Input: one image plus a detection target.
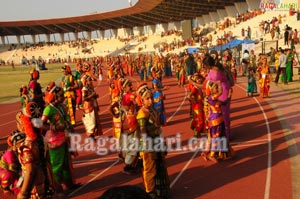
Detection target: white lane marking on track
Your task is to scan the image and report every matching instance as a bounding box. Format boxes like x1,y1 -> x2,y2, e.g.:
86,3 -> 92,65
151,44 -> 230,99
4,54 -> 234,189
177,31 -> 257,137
231,138 -> 269,147
97,92 -> 110,101
0,110 -> 17,117
73,159 -> 117,166
84,76 -> 185,141
0,88 -> 109,126
231,138 -> 268,145
0,107 -> 109,129
166,85 -> 187,123
168,86 -> 195,188
235,84 -> 272,199
232,142 -> 267,148
68,160 -> 120,197
255,97 -> 272,199
73,156 -> 117,164
170,148 -> 200,188
0,120 -> 15,127
169,83 -> 272,194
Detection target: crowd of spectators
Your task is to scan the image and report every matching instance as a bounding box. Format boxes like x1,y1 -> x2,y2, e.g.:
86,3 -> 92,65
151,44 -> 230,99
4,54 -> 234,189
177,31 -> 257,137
1,7 -> 300,69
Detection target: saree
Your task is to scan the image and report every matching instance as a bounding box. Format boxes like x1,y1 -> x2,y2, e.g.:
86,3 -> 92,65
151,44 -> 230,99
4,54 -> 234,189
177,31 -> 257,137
258,66 -> 270,98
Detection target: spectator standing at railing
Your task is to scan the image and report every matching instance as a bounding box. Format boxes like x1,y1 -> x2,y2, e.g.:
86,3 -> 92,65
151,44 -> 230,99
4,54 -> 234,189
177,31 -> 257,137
284,25 -> 290,46
274,49 -> 288,85
242,50 -> 250,76
270,26 -> 276,40
232,48 -> 240,69
293,29 -> 298,44
285,48 -> 294,82
249,50 -> 257,73
247,26 -> 251,39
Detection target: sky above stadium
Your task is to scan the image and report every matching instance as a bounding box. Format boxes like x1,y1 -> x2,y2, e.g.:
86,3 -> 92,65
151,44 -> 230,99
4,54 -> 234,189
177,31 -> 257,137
0,0 -> 138,21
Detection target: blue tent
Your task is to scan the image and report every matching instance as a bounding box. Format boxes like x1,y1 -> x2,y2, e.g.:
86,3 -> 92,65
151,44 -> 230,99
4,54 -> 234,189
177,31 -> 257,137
187,47 -> 199,53
209,39 -> 258,51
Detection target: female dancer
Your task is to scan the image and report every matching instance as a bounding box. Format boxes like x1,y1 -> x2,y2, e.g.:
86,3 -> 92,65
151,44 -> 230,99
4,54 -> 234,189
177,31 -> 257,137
152,70 -> 168,126
0,130 -> 25,195
136,83 -> 170,199
28,68 -> 45,111
61,63 -> 78,125
257,56 -> 271,98
188,73 -> 205,138
42,85 -> 79,191
110,78 -> 140,175
201,81 -> 235,162
17,102 -> 57,198
81,75 -> 102,138
20,85 -> 30,109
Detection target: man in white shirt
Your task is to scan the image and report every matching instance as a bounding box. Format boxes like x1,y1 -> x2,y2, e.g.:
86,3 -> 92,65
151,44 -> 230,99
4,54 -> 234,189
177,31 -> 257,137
242,50 -> 250,76
274,49 -> 288,85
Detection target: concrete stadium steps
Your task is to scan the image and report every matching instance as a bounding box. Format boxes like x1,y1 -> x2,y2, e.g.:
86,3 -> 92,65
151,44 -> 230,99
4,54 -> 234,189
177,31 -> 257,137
0,45 -> 11,53
92,38 -> 125,56
1,10 -> 299,63
0,38 -> 126,63
211,11 -> 282,44
129,34 -> 182,54
0,49 -> 16,63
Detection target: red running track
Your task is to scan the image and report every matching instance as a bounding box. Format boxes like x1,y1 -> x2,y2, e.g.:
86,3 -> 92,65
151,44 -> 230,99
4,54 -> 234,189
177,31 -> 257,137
0,73 -> 299,199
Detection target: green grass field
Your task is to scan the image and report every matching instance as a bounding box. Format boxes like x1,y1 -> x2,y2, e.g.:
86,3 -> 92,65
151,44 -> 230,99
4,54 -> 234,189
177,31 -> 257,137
0,63 -> 75,103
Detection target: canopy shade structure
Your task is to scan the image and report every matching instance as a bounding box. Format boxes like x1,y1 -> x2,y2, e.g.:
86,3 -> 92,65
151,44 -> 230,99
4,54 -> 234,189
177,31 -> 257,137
208,39 -> 259,51
187,47 -> 200,54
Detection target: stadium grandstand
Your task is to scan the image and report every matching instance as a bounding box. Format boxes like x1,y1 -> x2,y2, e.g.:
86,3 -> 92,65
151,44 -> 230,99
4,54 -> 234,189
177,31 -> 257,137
0,0 -> 299,65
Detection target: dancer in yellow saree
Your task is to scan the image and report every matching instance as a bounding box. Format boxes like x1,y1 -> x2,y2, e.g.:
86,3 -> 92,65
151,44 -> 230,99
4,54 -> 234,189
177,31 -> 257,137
136,83 -> 170,199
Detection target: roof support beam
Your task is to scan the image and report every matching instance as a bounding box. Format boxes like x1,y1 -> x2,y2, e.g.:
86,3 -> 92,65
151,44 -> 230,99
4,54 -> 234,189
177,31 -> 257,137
40,25 -> 56,34
53,24 -> 70,33
0,0 -> 247,37
0,27 -> 16,36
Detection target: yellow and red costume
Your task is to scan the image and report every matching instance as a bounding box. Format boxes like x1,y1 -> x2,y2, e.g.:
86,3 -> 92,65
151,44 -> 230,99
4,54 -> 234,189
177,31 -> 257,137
258,63 -> 271,98
136,84 -> 170,199
188,75 -> 205,137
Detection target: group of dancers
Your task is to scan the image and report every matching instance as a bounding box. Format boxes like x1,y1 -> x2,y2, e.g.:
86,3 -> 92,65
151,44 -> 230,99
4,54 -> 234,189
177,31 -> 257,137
0,60 -> 103,198
107,51 -> 236,198
107,57 -> 170,199
186,52 -> 235,162
0,50 -> 238,199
